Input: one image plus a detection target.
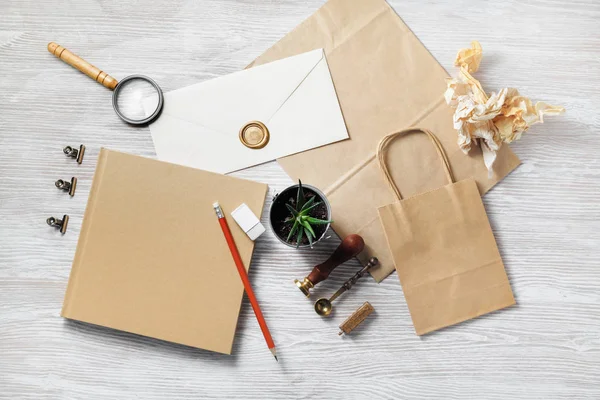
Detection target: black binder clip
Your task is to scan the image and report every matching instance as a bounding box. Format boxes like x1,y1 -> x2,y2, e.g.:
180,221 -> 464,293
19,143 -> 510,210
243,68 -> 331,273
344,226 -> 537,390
63,145 -> 85,164
55,177 -> 77,196
47,215 -> 69,234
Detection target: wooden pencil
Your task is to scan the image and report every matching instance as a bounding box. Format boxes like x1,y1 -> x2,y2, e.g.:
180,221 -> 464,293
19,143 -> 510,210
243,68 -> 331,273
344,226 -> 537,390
213,202 -> 277,361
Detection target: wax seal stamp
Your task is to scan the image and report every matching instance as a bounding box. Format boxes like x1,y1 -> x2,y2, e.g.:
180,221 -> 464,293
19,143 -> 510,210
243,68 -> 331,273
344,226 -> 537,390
239,121 -> 269,149
314,257 -> 378,316
295,234 -> 365,297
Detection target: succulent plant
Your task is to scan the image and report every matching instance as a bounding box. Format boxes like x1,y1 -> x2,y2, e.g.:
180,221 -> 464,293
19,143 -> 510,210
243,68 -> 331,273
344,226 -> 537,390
285,180 -> 332,247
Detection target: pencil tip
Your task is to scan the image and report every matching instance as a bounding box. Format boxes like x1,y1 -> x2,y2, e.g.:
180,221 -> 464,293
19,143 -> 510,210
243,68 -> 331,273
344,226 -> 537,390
270,347 -> 278,361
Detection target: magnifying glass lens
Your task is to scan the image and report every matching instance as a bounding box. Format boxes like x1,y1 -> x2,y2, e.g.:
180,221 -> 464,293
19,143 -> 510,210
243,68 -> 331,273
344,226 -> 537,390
113,76 -> 162,124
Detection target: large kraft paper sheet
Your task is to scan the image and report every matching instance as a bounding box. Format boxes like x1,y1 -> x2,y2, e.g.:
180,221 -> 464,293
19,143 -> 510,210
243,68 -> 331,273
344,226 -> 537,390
248,0 -> 520,282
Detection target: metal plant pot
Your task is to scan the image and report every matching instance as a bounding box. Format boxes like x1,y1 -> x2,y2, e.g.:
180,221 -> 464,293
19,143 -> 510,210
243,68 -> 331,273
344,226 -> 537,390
269,183 -> 332,248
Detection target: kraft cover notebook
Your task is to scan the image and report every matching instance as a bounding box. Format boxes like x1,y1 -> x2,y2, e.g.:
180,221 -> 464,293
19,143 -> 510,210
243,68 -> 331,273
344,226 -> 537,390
61,149 -> 268,355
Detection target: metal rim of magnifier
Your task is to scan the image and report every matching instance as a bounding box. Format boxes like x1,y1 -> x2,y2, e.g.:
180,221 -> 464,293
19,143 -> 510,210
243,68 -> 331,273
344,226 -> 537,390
112,74 -> 164,126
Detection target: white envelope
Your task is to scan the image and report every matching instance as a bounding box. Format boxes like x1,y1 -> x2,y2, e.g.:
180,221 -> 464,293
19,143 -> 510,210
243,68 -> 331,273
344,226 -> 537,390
143,49 -> 349,174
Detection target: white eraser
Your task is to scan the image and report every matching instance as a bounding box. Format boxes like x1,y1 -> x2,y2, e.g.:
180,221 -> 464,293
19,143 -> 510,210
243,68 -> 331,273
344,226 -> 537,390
231,203 -> 265,241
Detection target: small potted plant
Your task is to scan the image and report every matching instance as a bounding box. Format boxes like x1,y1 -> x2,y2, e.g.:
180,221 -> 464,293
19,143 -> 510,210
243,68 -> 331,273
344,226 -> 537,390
270,180 -> 332,248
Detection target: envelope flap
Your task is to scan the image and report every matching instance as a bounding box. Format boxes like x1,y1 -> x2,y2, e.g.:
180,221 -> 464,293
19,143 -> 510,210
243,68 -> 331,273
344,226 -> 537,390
155,49 -> 326,135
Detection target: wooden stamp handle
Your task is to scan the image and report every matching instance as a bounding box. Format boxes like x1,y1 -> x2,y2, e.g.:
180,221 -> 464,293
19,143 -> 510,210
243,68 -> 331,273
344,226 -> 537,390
48,42 -> 118,90
307,234 -> 365,286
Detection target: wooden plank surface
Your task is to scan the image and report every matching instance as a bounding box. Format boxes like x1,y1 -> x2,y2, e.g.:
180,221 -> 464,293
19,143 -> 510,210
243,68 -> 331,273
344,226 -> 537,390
1,0 -> 599,398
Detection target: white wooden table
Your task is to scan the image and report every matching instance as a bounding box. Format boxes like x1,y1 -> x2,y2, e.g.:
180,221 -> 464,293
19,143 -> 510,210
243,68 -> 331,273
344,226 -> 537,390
1,1 -> 599,398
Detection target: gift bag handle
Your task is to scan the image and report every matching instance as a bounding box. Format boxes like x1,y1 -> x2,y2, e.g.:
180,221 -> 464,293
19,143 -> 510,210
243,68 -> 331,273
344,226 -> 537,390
377,128 -> 454,200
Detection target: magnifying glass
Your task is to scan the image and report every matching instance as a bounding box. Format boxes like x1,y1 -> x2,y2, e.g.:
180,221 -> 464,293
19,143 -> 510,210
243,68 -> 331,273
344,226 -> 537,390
48,42 -> 163,126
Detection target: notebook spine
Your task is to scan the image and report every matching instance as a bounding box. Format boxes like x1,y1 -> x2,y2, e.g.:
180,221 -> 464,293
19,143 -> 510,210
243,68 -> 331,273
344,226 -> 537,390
61,148 -> 108,317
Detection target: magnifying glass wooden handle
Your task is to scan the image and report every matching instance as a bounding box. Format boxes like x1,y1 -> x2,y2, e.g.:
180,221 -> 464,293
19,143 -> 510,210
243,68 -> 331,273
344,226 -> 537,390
48,42 -> 118,90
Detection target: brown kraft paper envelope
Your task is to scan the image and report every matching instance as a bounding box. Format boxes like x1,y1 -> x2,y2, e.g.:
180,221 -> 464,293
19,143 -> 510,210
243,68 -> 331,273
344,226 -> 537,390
247,0 -> 520,282
61,149 -> 268,354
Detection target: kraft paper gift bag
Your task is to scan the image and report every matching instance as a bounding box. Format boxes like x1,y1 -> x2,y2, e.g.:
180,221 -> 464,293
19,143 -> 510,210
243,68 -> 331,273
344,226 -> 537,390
248,0 -> 521,282
377,129 -> 515,335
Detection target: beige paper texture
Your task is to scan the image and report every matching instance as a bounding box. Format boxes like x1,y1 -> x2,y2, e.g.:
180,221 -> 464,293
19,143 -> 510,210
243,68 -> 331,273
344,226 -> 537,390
248,0 -> 521,282
62,149 -> 268,354
377,129 -> 515,335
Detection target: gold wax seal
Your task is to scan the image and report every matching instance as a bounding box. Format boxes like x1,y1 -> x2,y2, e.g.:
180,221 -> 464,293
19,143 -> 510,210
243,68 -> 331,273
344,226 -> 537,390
239,121 -> 269,149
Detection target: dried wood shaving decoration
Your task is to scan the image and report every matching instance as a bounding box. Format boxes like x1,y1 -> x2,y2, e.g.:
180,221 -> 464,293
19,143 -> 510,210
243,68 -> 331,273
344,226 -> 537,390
444,41 -> 565,174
